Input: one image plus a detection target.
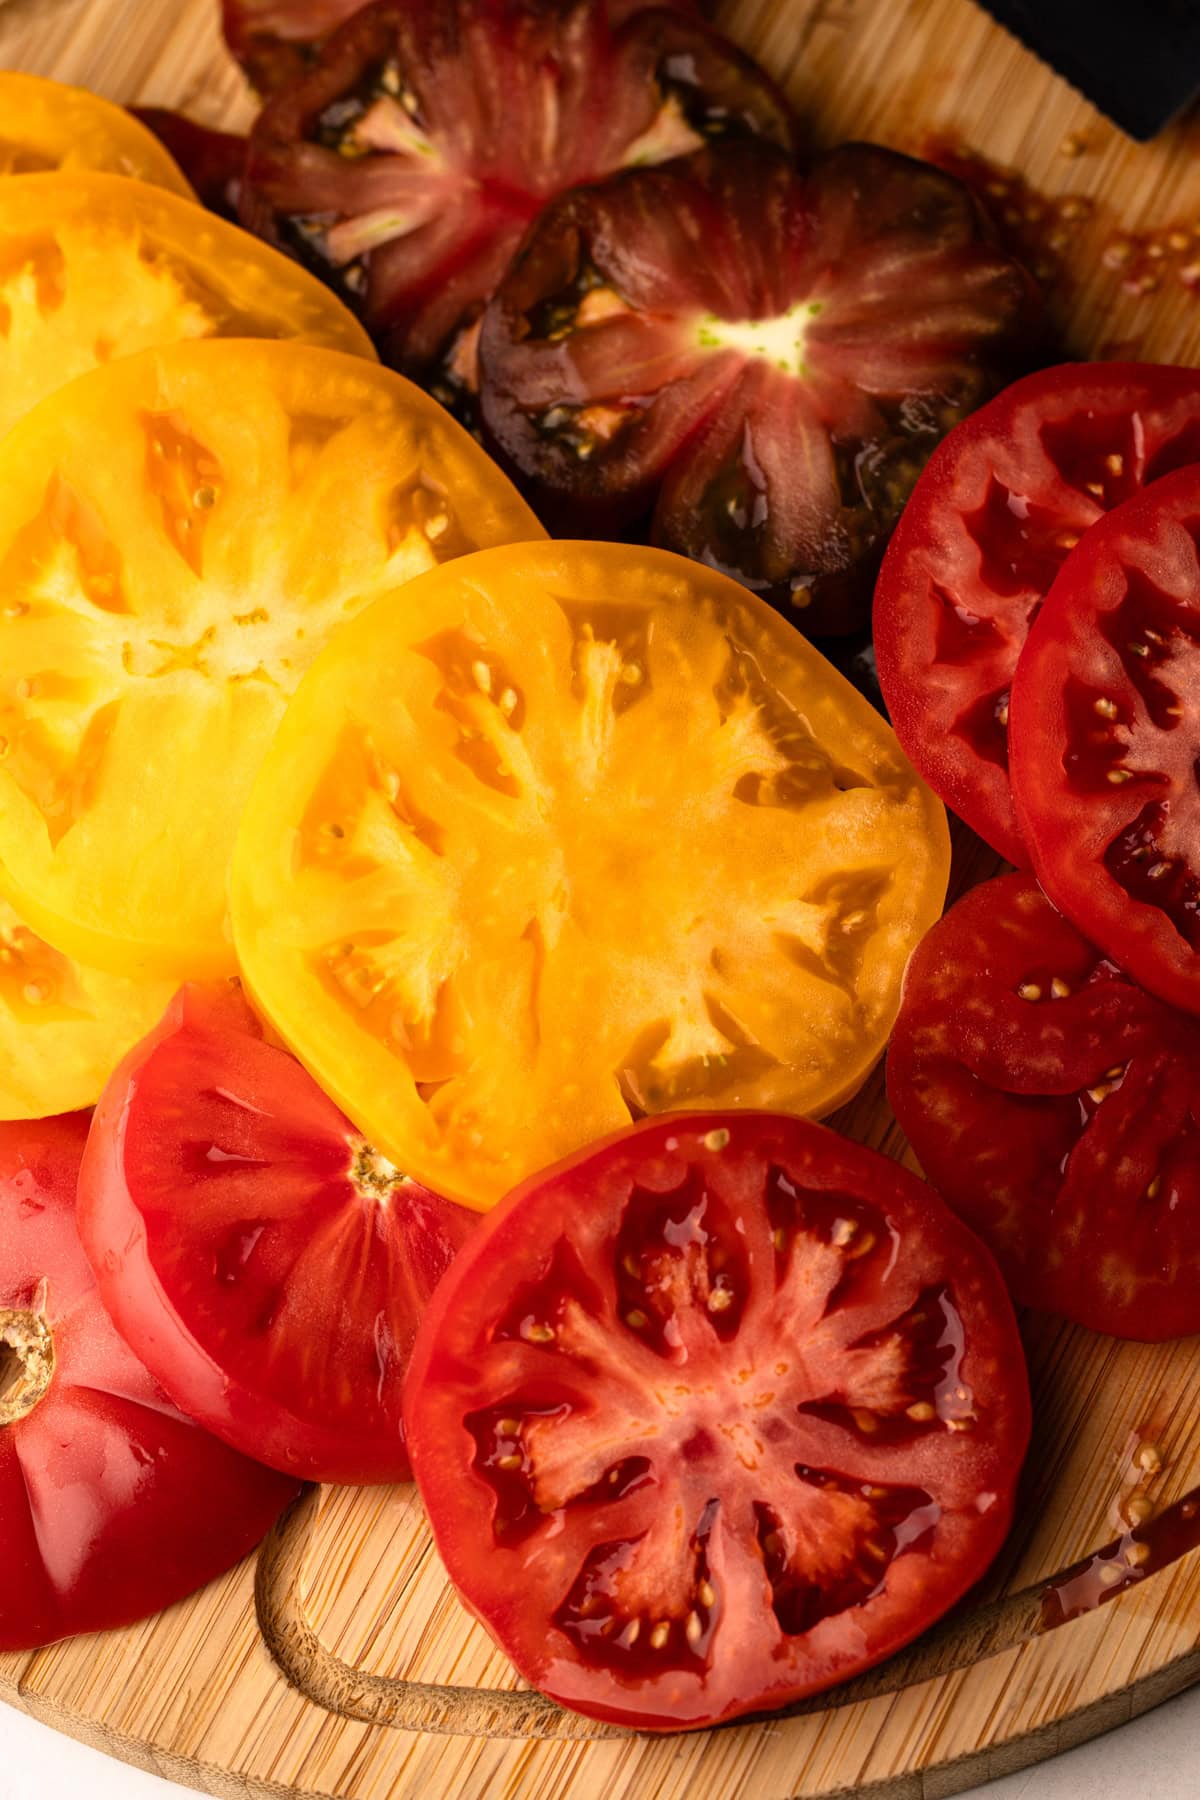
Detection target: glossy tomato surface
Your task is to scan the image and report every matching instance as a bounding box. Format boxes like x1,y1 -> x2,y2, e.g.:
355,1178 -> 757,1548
480,140 -> 1041,633
0,1112 -> 297,1651
0,339 -> 542,981
231,540 -> 949,1211
78,984 -> 475,1483
404,1112 -> 1030,1729
1010,465 -> 1200,1015
875,363 -> 1200,866
240,0 -> 795,404
888,873 -> 1200,1338
0,172 -> 372,443
0,71 -> 193,191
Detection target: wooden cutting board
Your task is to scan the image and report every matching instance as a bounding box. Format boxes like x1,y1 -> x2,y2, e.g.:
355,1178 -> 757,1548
4,1 -> 1200,1794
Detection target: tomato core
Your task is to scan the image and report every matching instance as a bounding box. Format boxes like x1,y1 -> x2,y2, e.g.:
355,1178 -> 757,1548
347,1137 -> 409,1198
695,300 -> 823,377
0,1301 -> 55,1428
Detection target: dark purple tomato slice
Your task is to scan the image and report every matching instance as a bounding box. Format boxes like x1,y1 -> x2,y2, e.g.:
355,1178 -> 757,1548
479,140 -> 1042,635
77,983 -> 476,1485
223,0 -> 704,94
238,0 -> 796,410
888,872 -> 1200,1339
134,110 -> 248,220
2,1111 -> 298,1651
404,1111 -> 1030,1730
875,363 -> 1200,867
1010,465 -> 1200,1016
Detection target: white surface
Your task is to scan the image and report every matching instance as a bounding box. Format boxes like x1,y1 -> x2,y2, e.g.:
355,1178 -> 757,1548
3,1680 -> 1200,1799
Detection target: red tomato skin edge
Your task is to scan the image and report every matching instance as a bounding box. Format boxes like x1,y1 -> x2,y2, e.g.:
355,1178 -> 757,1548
403,1111 -> 1032,1731
76,986 -> 410,1486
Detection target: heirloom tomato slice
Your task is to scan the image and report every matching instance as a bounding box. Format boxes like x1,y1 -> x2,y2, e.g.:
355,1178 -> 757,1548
404,1112 -> 1030,1729
231,540 -> 949,1211
0,339 -> 542,981
0,172 -> 373,442
0,896 -> 173,1119
78,983 -> 475,1483
0,1111 -> 298,1651
875,363 -> 1200,867
888,873 -> 1200,1339
1010,466 -> 1200,1014
0,72 -> 193,193
479,140 -> 1041,634
223,0 -> 704,92
134,111 -> 249,220
239,0 -> 795,403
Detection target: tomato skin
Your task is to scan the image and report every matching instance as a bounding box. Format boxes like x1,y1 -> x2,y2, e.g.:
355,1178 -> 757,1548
1010,464 -> 1200,1015
888,873 -> 1200,1339
875,363 -> 1200,867
0,1111 -> 298,1652
77,984 -> 476,1484
404,1111 -> 1029,1729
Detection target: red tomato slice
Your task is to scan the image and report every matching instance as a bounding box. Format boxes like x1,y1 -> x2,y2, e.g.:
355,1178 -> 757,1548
888,873 -> 1200,1339
404,1112 -> 1029,1729
78,984 -> 475,1484
1,1111 -> 298,1651
875,364 -> 1200,866
1010,464 -> 1200,1014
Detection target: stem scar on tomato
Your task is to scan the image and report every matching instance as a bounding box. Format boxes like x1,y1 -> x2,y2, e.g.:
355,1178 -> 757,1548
0,1290 -> 54,1427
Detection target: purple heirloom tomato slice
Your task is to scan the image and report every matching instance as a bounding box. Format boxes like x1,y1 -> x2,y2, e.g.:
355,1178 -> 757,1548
77,983 -> 476,1484
1010,465 -> 1200,1015
239,0 -> 796,408
875,363 -> 1200,867
1,1111 -> 298,1651
135,110 -> 249,220
479,140 -> 1042,634
404,1111 -> 1030,1730
888,872 -> 1200,1339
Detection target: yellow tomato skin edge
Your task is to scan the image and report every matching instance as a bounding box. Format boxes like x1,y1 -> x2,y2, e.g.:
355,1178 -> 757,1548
231,541 -> 951,1211
0,72 -> 196,195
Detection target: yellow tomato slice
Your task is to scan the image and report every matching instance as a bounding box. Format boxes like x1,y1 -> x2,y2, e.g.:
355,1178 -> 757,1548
0,895 -> 174,1117
0,340 -> 544,980
0,173 -> 374,439
231,541 -> 950,1210
0,73 -> 194,191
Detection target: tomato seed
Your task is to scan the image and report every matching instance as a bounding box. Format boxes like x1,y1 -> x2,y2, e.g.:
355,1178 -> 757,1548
1050,977 -> 1071,998
625,1309 -> 649,1331
685,1610 -> 703,1645
907,1401 -> 936,1422
649,1621 -> 671,1650
703,1128 -> 731,1151
697,1579 -> 716,1607
1018,982 -> 1042,1001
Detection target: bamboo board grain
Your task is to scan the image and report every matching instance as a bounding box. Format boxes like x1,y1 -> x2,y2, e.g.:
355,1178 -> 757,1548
3,1 -> 1200,1795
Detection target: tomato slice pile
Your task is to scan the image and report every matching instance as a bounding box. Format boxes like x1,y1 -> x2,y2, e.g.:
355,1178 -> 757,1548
1010,465 -> 1200,1013
404,1112 -> 1029,1729
876,364 -> 1200,866
1,1112 -> 298,1651
231,539 -> 949,1209
888,873 -> 1200,1338
0,338 -> 541,979
480,141 -> 1041,634
0,172 -> 372,441
78,983 -> 475,1483
239,0 -> 795,403
0,72 -> 194,191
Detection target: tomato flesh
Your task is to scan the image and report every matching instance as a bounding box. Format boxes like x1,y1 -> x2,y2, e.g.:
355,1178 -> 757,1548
888,872 -> 1200,1338
0,172 -> 373,444
0,338 -> 541,979
875,363 -> 1200,865
0,71 -> 194,192
239,0 -> 795,406
480,140 -> 1040,634
1010,464 -> 1200,1014
134,111 -> 248,220
78,983 -> 475,1483
231,539 -> 949,1210
0,1111 -> 297,1651
404,1112 -> 1029,1729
